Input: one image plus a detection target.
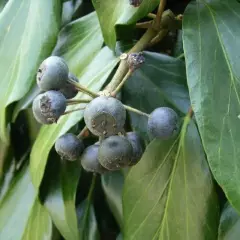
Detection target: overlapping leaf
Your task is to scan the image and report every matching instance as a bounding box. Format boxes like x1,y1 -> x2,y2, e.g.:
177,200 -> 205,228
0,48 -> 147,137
123,118 -> 219,240
0,0 -> 61,143
101,171 -> 124,229
92,0 -> 159,49
0,166 -> 52,240
44,159 -> 80,240
77,201 -> 100,240
218,203 -> 240,240
0,0 -> 8,12
123,51 -> 190,140
183,0 -> 240,210
30,12 -> 119,189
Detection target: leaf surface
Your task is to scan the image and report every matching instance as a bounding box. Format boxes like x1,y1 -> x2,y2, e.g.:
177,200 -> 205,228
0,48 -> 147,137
123,118 -> 219,240
218,203 -> 240,240
92,0 -> 159,49
183,0 -> 240,210
44,159 -> 80,240
101,171 -> 124,229
0,0 -> 61,142
77,201 -> 100,240
0,166 -> 52,240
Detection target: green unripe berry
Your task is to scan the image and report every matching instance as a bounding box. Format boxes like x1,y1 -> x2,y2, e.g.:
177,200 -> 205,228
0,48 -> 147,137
126,132 -> 144,166
84,96 -> 126,137
80,143 -> 108,174
32,90 -> 67,124
59,72 -> 78,99
37,56 -> 69,91
55,133 -> 84,161
148,107 -> 180,139
98,136 -> 133,170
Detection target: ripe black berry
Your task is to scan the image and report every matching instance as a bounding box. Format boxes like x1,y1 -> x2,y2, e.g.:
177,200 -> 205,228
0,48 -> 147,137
32,90 -> 66,124
80,143 -> 108,174
148,107 -> 180,139
55,133 -> 84,161
98,136 -> 133,170
126,132 -> 144,166
59,72 -> 78,99
84,96 -> 126,137
37,56 -> 69,91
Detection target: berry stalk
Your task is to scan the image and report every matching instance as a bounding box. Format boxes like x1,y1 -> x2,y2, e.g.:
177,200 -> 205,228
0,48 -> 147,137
123,104 -> 149,118
67,78 -> 99,98
106,8 -> 172,94
66,99 -> 91,105
63,107 -> 86,115
112,69 -> 133,97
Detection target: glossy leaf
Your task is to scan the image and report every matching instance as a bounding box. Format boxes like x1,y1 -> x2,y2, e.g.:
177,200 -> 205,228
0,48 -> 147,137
101,171 -> 124,229
0,0 -> 8,12
61,0 -> 83,26
30,12 -> 119,189
12,85 -> 41,122
22,199 -> 52,240
183,0 -> 240,210
123,118 -> 219,240
77,201 -> 100,240
123,51 -> 190,140
92,0 -> 159,49
44,160 -> 80,240
0,166 -> 52,240
0,0 -> 61,143
218,203 -> 240,240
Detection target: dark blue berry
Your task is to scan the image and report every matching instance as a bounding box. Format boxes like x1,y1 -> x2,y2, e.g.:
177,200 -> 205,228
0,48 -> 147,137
37,56 -> 69,91
55,133 -> 84,161
32,90 -> 66,124
148,107 -> 180,139
98,136 -> 133,170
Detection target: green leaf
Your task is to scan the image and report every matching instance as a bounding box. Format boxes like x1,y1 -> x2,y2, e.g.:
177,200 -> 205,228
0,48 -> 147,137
92,0 -> 159,49
0,0 -> 61,143
182,0 -> 240,210
0,166 -> 52,240
123,51 -> 190,140
77,201 -> 100,240
123,118 -> 219,240
0,0 -> 8,12
30,12 -> 119,189
61,0 -> 83,26
218,203 -> 240,240
22,199 -> 52,240
12,84 -> 41,122
44,159 -> 80,240
101,171 -> 124,229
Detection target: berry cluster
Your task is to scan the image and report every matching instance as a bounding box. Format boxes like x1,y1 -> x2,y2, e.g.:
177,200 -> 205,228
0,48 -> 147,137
32,54 -> 181,174
33,56 -> 78,124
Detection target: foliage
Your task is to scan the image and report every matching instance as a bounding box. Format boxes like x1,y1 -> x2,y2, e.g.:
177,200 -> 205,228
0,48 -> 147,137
0,0 -> 240,240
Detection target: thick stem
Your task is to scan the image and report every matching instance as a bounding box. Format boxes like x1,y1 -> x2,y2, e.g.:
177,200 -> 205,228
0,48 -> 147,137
156,0 -> 167,29
68,78 -> 99,98
136,21 -> 152,29
112,70 -> 133,97
106,27 -> 157,92
148,13 -> 156,19
123,104 -> 149,118
148,29 -> 168,47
